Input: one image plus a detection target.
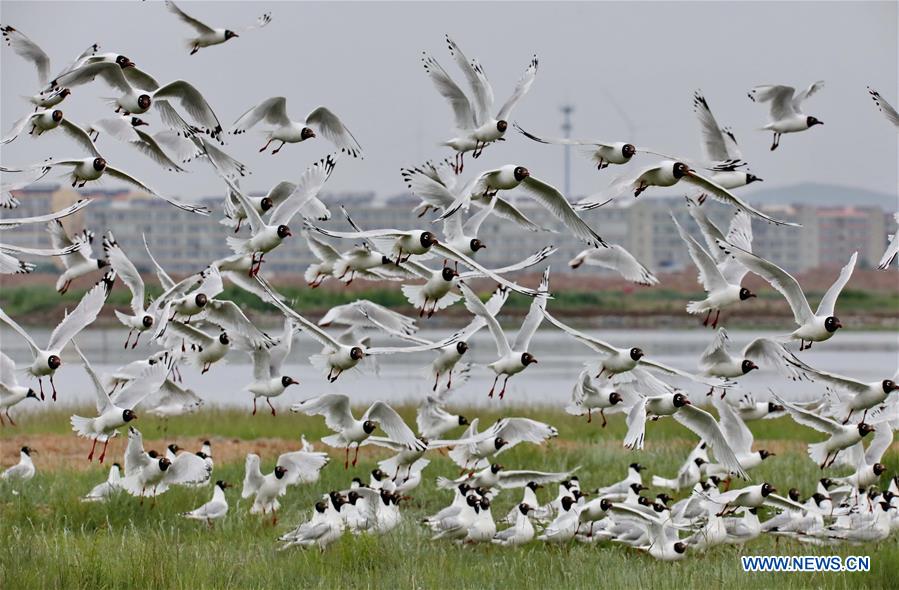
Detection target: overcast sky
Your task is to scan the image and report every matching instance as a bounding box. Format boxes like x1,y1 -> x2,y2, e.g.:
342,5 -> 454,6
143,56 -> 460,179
1,1 -> 897,203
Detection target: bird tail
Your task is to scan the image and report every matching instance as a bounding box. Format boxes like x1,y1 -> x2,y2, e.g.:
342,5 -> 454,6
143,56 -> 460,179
308,353 -> 332,378
807,442 -> 829,466
304,263 -> 324,284
320,434 -> 344,448
113,310 -> 133,327
219,215 -> 239,230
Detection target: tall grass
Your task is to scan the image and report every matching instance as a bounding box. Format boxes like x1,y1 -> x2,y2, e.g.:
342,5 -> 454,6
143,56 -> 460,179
1,407 -> 897,589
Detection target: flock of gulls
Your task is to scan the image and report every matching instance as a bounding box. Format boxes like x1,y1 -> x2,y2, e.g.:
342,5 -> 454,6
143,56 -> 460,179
1,2 -> 899,560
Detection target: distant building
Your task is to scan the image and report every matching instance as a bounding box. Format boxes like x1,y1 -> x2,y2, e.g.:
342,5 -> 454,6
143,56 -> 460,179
0,184 -> 893,278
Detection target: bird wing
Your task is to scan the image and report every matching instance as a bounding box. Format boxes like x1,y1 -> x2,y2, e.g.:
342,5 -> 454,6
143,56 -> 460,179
692,90 -> 733,163
0,352 -> 18,387
421,52 -> 477,130
541,310 -> 617,355
623,397 -> 648,449
48,272 -> 114,352
743,338 -> 808,381
192,136 -> 248,179
164,453 -> 211,485
164,321 -> 215,348
305,232 -> 342,264
58,118 -> 101,157
432,242 -> 540,297
674,405 -> 748,479
365,401 -> 426,451
270,154 -> 336,226
511,266 -> 550,351
491,417 -> 558,451
293,393 -> 356,432
682,170 -> 799,227
164,0 -> 215,34
773,394 -> 842,435
444,35 -> 493,125
114,362 -> 169,411
569,245 -> 658,286
102,233 -> 144,315
231,96 -> 291,132
241,454 -> 265,498
781,355 -> 872,395
457,246 -> 556,280
265,318 -> 294,375
48,220 -> 92,270
748,85 -> 797,119
305,107 -> 363,158
512,122 -> 615,148
864,426 -> 893,465
700,329 -> 735,373
519,176 -> 604,247
671,214 -> 729,292
815,252 -> 857,317
868,87 -> 899,127
1,112 -> 40,145
72,341 -> 113,415
496,55 -> 538,120
55,61 -> 132,94
130,128 -> 187,172
402,165 -> 458,210
460,192 -> 497,237
765,493 -> 811,514
459,283 -> 511,357
0,306 -> 41,356
792,81 -> 825,110
205,300 -> 271,348
277,450 -> 329,486
497,467 -> 576,489
1,25 -> 50,85
254,276 -> 343,350
123,428 -> 151,475
0,198 -> 91,229
685,196 -> 732,263
153,80 -> 222,134
715,238 -> 814,326
105,166 -> 208,215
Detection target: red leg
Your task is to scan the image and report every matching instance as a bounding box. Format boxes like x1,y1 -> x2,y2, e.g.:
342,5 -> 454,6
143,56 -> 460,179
600,410 -> 607,428
98,439 -> 109,463
252,398 -> 258,416
124,330 -> 132,349
50,375 -> 57,401
87,438 -> 98,461
352,444 -> 360,466
38,379 -> 45,401
271,141 -> 286,154
499,375 -> 510,400
131,331 -> 141,349
344,447 -> 350,469
266,398 -> 276,416
488,374 -> 499,398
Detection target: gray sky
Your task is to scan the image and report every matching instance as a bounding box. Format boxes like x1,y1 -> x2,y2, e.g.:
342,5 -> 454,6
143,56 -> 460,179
1,1 -> 897,203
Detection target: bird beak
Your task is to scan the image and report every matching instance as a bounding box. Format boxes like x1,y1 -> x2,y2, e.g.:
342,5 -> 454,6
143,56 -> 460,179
289,378 -> 299,385
285,230 -> 293,237
124,59 -> 135,68
683,399 -> 692,405
835,321 -> 843,329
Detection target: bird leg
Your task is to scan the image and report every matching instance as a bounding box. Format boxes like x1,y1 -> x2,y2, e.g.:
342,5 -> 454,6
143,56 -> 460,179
633,182 -> 648,198
697,193 -> 707,205
329,368 -> 342,383
98,438 -> 110,463
344,446 -> 350,469
50,375 -> 57,401
711,310 -> 721,329
266,398 -> 277,416
38,379 -> 45,401
352,444 -> 361,466
433,371 -> 440,391
702,310 -> 712,327
344,271 -> 355,285
498,375 -> 510,400
600,410 -> 607,428
235,218 -> 242,233
271,141 -> 286,155
488,374 -> 500,398
419,301 -> 427,318
395,249 -> 404,266
447,369 -> 453,389
707,387 -> 715,397
190,45 -> 199,56
131,331 -> 141,349
259,138 -> 274,152
587,409 -> 592,423
124,330 -> 133,349
87,438 -> 98,461
770,133 -> 780,151
252,398 -> 258,416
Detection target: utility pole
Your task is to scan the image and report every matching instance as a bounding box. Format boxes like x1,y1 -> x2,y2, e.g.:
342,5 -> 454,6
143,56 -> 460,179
560,104 -> 574,196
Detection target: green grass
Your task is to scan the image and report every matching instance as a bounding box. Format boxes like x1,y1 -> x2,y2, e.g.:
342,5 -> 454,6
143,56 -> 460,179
1,407 -> 897,589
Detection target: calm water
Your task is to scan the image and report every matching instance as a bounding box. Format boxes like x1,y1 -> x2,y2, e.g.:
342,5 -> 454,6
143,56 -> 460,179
2,328 -> 897,412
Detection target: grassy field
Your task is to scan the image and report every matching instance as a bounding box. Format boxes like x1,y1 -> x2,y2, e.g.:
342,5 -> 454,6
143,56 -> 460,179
1,406 -> 897,589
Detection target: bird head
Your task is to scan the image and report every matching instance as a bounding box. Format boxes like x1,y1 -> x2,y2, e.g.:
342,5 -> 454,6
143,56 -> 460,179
260,197 -> 274,212
739,287 -> 757,300
513,166 -> 530,182
218,332 -> 230,345
159,457 -> 172,471
494,437 -> 508,450
168,443 -> 181,455
741,359 -> 759,374
806,116 -> 823,127
858,422 -> 875,437
215,480 -> 232,490
362,420 -> 377,434
52,110 -> 63,122
560,496 -> 576,512
194,293 -> 208,308
314,500 -> 328,513
301,127 -> 316,140
130,117 -> 148,127
225,30 -> 239,40
496,120 -> 508,133
882,379 -> 898,394
142,315 -> 154,328
370,468 -> 386,481
788,488 -> 801,502
455,341 -> 469,355
674,542 -> 687,555
630,463 -> 645,473
419,231 -> 438,248
622,143 -> 636,159
768,402 -> 785,413
457,415 -> 469,426
350,346 -> 365,361
281,376 -> 299,388
137,95 -> 151,110
518,502 -> 533,515
874,463 -> 887,476
274,465 -> 288,479
761,482 -> 776,496
608,392 -> 623,405
759,449 -> 775,460
745,172 -> 763,184
490,463 -> 503,474
521,352 -> 538,366
470,238 -> 486,252
825,316 -> 842,332
26,388 -> 39,401
92,157 -> 107,171
673,393 -> 691,407
123,409 -> 138,422
21,446 -> 36,456
526,481 -> 543,492
629,347 -> 644,361
115,55 -> 135,69
672,162 -> 690,179
441,266 -> 458,281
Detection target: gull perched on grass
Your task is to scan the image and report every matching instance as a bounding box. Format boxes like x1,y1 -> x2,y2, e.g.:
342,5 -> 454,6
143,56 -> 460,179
0,351 -> 40,425
181,480 -> 232,526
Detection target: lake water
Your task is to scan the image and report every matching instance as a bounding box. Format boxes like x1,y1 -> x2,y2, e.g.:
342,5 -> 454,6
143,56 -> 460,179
1,328 -> 897,411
